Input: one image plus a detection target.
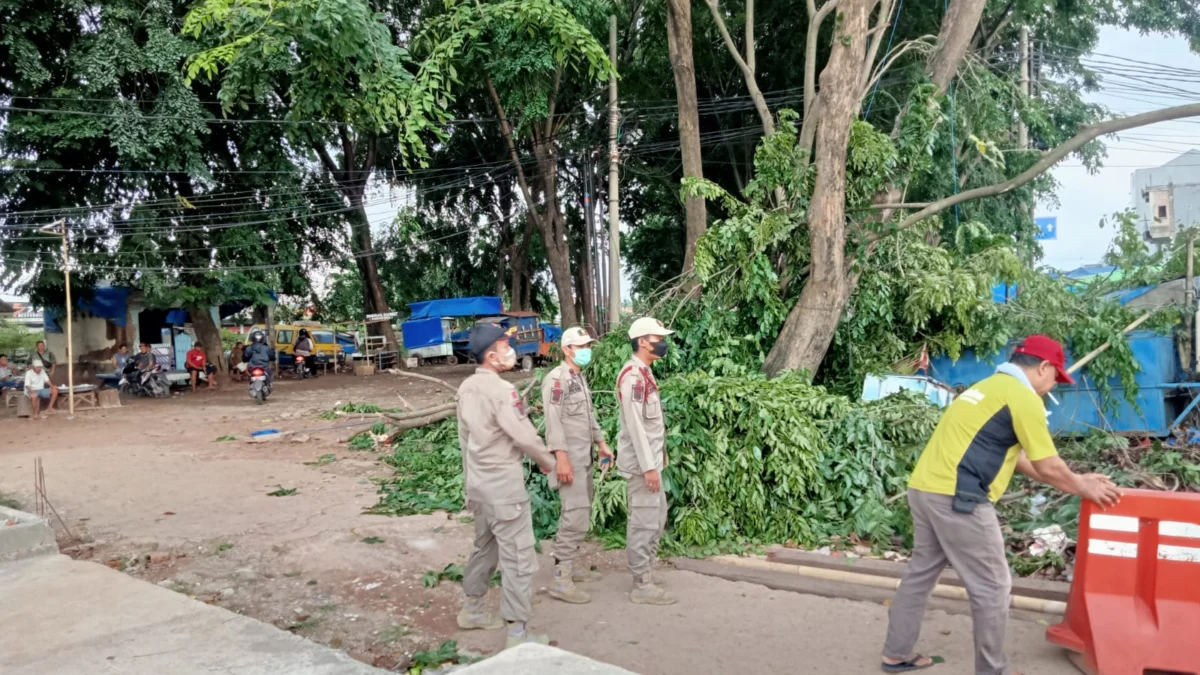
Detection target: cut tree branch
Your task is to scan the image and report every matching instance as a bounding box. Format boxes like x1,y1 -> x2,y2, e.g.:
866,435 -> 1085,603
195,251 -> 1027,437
877,104 -> 1200,243
391,369 -> 459,396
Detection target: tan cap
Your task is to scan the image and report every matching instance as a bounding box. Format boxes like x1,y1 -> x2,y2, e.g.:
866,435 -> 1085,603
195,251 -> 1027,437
560,326 -> 595,348
628,317 -> 674,340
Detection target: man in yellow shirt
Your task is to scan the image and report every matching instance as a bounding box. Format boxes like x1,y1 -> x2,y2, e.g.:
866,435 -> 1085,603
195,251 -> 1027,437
881,335 -> 1121,675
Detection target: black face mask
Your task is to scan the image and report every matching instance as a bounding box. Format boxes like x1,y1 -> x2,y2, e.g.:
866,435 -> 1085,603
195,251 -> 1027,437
650,339 -> 669,358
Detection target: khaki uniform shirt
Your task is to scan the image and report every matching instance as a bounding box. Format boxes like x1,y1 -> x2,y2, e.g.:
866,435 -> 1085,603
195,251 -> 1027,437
457,368 -> 555,506
542,363 -> 604,483
616,357 -> 665,478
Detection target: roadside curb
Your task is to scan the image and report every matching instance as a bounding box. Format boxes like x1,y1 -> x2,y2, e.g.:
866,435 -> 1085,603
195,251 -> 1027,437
0,507 -> 58,564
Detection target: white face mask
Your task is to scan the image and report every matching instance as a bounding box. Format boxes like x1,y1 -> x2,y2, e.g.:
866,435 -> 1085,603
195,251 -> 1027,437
493,347 -> 517,370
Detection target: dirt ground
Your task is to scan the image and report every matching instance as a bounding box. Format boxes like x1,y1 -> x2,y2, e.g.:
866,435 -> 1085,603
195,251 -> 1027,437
0,368 -> 1079,674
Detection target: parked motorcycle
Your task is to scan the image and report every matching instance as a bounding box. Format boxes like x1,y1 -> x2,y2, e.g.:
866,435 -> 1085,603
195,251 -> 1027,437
249,365 -> 272,404
119,360 -> 169,398
294,354 -> 309,379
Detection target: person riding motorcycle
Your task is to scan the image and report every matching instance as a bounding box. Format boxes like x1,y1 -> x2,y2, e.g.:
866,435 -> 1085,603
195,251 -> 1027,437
293,328 -> 317,377
242,330 -> 276,386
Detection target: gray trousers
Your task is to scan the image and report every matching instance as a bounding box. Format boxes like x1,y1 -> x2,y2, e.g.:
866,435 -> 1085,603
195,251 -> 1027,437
625,474 -> 668,578
463,500 -> 537,622
553,464 -> 594,564
883,489 -> 1013,675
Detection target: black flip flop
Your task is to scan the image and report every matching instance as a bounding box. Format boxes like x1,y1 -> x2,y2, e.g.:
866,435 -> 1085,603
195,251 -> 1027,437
881,655 -> 935,672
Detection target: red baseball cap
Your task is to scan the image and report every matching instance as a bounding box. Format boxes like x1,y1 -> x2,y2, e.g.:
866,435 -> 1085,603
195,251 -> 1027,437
1013,334 -> 1074,385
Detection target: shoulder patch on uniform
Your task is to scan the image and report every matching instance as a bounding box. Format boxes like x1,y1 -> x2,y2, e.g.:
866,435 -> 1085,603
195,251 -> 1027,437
632,379 -> 645,403
551,380 -> 563,404
617,365 -> 635,400
511,390 -> 528,418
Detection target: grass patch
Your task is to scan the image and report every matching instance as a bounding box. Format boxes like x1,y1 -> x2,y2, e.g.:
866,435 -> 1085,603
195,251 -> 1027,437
421,564 -> 499,588
362,536 -> 385,545
0,492 -> 21,510
348,433 -> 377,451
267,486 -> 298,497
304,453 -> 337,466
215,435 -> 236,442
217,542 -> 234,553
409,640 -> 472,672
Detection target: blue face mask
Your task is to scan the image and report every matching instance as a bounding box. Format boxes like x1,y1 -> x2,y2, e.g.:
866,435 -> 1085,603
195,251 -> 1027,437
572,347 -> 593,368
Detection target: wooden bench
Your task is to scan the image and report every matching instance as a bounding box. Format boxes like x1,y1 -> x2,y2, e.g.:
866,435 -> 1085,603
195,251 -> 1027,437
61,385 -> 99,410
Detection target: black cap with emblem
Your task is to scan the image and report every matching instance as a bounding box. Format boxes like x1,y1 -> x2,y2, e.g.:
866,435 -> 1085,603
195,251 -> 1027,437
469,323 -> 512,362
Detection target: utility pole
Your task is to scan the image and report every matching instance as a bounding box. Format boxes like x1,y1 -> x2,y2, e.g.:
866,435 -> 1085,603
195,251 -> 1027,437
39,219 -> 74,417
1018,26 -> 1029,151
606,15 -> 622,330
583,152 -> 598,334
1188,230 -> 1197,372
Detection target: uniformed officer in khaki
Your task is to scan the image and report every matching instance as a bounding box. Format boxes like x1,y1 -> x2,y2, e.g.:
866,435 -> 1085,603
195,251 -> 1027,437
455,323 -> 557,648
617,316 -> 677,605
542,326 -> 614,605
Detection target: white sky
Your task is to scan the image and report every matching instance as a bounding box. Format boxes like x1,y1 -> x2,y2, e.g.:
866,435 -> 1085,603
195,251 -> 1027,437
1038,26 -> 1200,270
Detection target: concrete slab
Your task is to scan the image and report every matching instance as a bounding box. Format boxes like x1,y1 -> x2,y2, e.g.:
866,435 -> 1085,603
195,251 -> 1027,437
0,506 -> 57,563
0,555 -> 387,675
455,644 -> 638,675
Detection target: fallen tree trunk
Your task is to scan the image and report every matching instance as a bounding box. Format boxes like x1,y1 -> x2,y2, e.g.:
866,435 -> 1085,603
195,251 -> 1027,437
386,408 -> 457,435
389,369 -> 459,396
383,403 -> 456,423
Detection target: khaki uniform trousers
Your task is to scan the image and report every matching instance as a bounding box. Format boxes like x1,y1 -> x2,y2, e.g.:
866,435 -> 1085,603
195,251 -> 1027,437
625,474 -> 668,577
552,464 -> 595,564
462,500 -> 538,622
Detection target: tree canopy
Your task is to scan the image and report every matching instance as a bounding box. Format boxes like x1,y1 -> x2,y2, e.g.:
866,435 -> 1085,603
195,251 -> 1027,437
2,0 -> 1200,384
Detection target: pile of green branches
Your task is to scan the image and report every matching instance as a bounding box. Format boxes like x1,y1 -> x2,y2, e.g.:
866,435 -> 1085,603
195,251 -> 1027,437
371,355 -> 941,553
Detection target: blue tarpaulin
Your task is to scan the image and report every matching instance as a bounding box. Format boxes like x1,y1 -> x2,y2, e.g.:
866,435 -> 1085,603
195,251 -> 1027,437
1107,285 -> 1156,306
540,323 -> 562,344
45,286 -> 131,333
46,285 -> 277,332
401,317 -> 446,350
409,296 -> 502,320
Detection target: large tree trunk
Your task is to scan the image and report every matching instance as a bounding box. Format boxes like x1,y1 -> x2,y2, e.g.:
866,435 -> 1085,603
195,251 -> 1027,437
484,74 -> 577,325
510,212 -> 535,311
762,0 -> 871,377
346,199 -> 400,349
533,144 -> 579,327
189,307 -> 227,377
666,0 -> 707,277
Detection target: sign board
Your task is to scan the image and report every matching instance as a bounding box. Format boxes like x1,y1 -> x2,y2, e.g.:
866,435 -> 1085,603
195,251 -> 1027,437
365,312 -> 399,321
1034,216 -> 1057,241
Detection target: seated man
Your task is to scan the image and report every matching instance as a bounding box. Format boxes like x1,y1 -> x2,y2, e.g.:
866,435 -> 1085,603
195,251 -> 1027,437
229,341 -> 245,383
0,354 -> 16,388
24,360 -> 58,420
186,342 -> 217,392
112,344 -> 131,373
136,343 -> 157,370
